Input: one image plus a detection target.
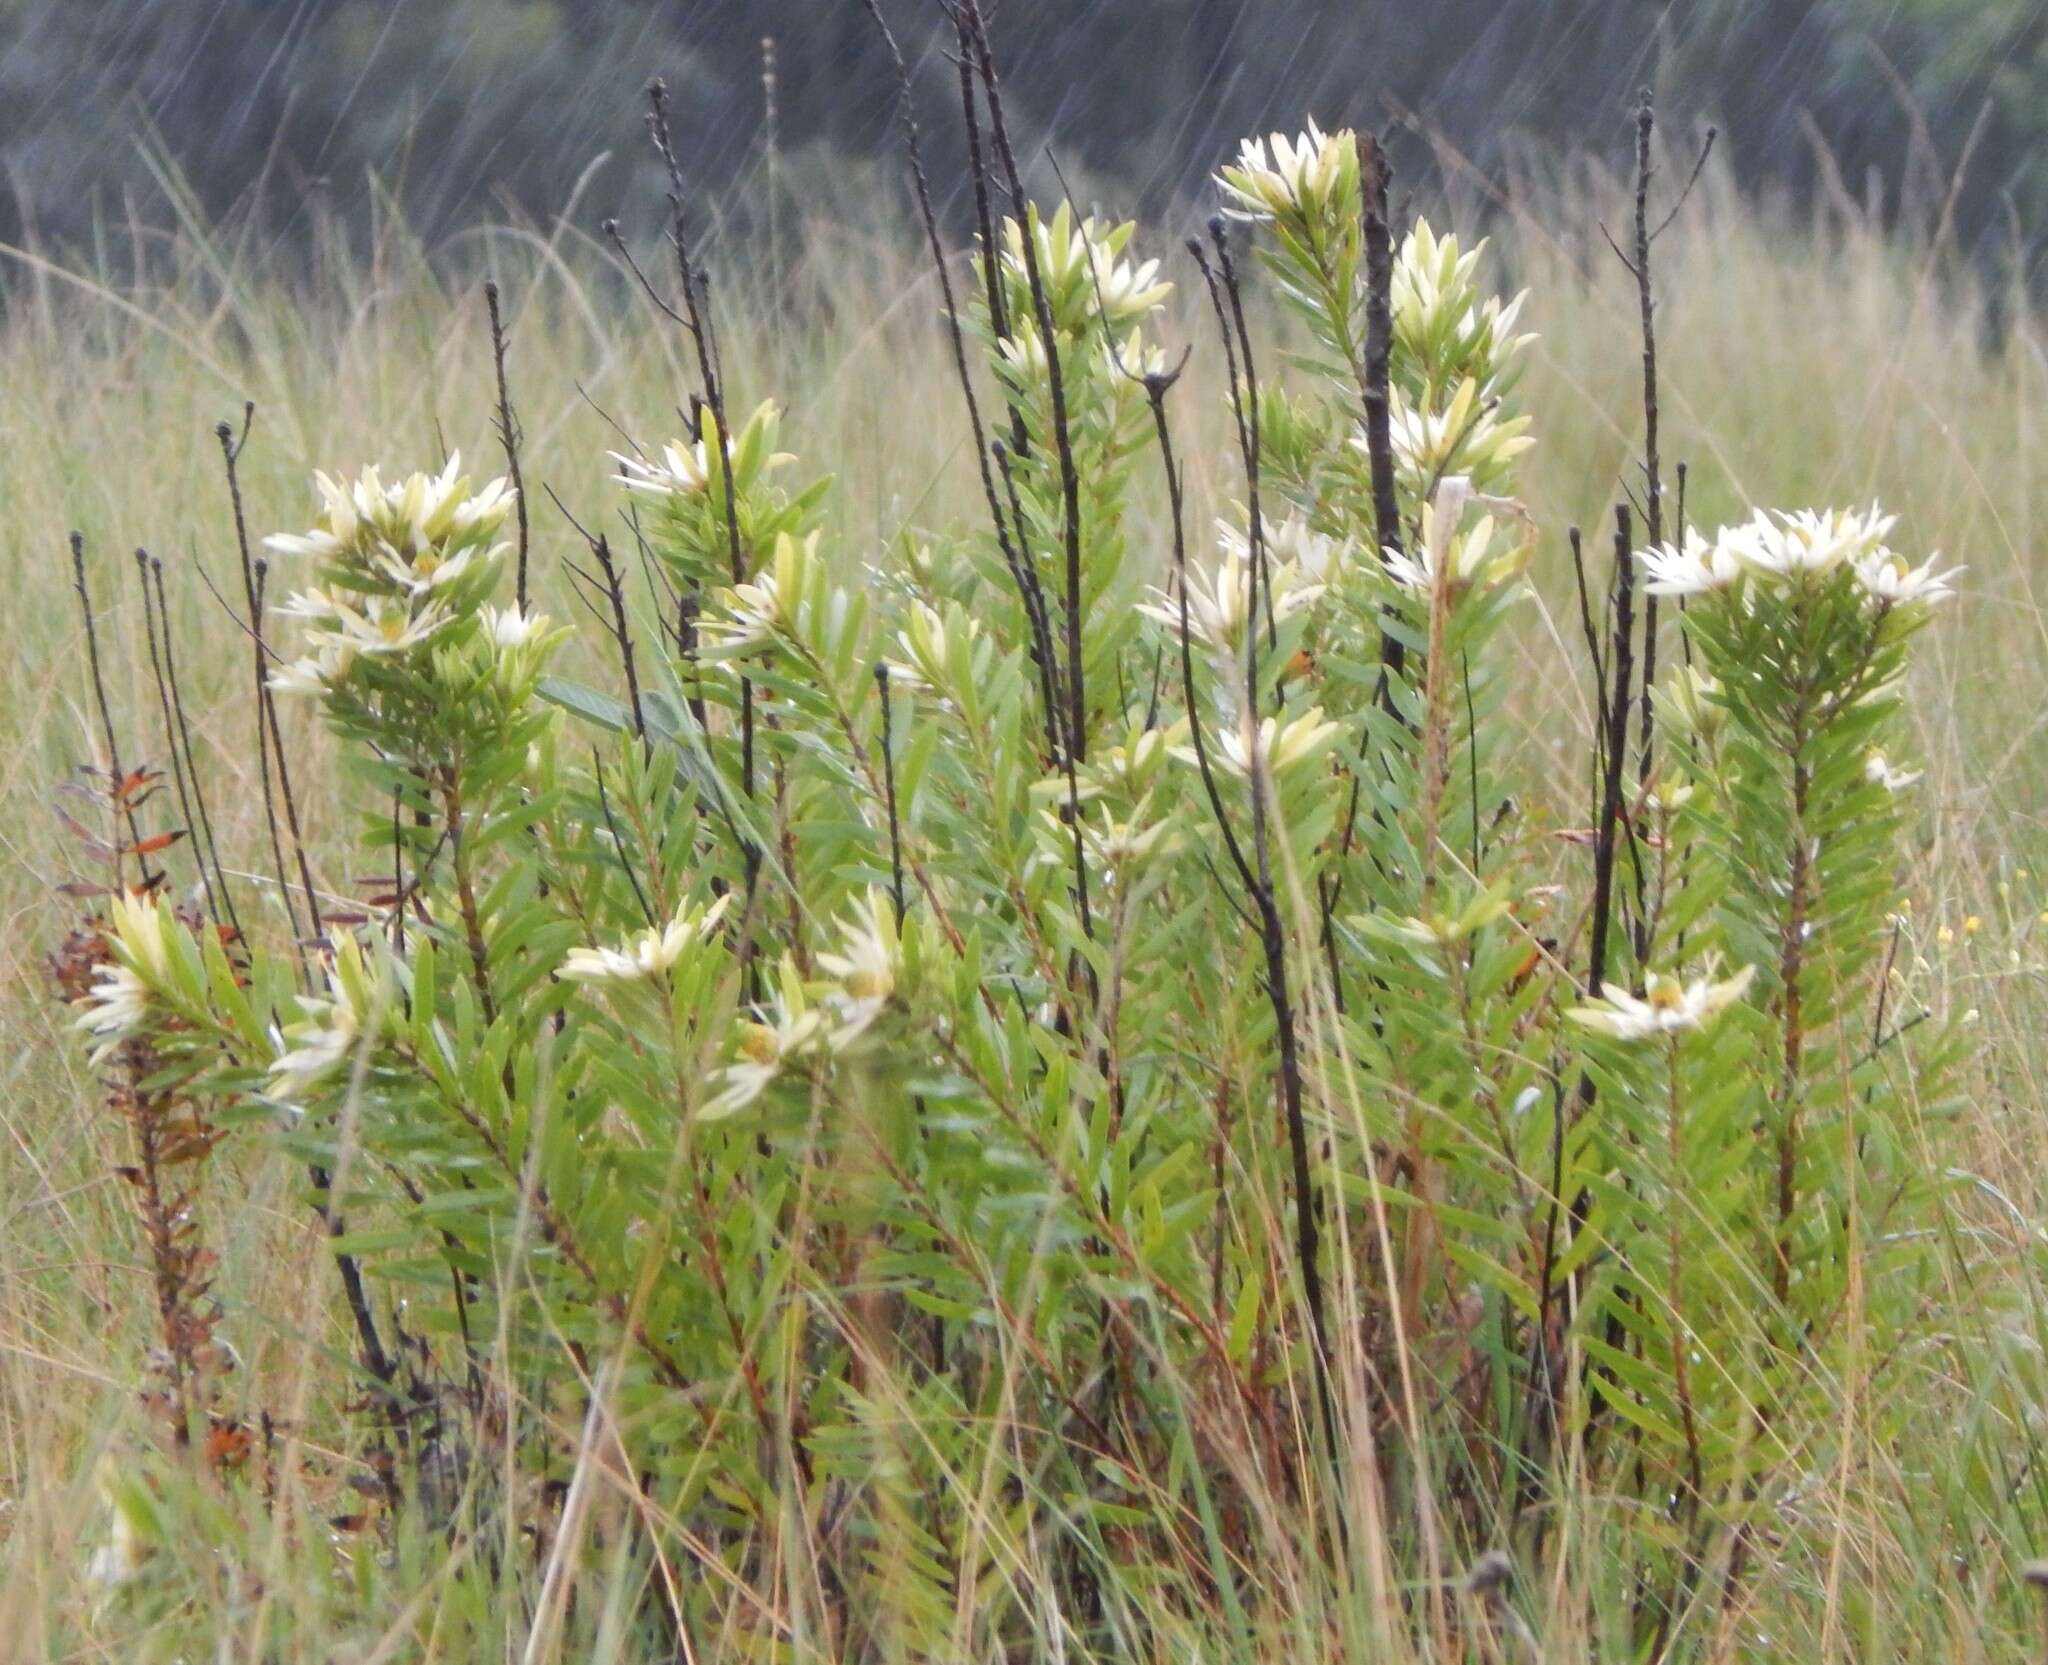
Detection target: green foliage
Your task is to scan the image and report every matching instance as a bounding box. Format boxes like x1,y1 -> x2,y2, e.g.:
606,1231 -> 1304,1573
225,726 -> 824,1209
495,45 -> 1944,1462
48,114 -> 1971,1661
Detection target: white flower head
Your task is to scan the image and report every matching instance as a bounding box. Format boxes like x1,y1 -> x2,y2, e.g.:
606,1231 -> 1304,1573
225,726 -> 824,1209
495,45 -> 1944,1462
816,888 -> 902,1048
997,317 -> 1050,381
278,587 -> 455,662
613,436 -> 711,501
342,595 -> 455,656
1001,203 -> 1171,325
1085,799 -> 1172,870
1136,519 -> 1323,656
267,453 -> 514,580
1035,795 -> 1173,882
268,638 -> 358,697
1736,504 -> 1894,583
703,957 -> 826,1119
563,894 -> 731,985
1177,704 -> 1341,778
75,961 -> 154,1062
1569,963 -> 1756,1042
483,603 -> 550,650
610,405 -> 794,507
1368,378 -> 1534,490
893,600 -> 981,692
1216,120 -> 1358,225
270,934 -> 381,1098
1637,527 -> 1749,598
1864,749 -> 1922,793
701,532 -> 821,656
1261,510 -> 1355,586
1655,665 -> 1727,742
1077,722 -> 1180,801
1391,219 -> 1537,380
1854,546 -> 1961,608
73,891 -> 180,1062
1385,479 -> 1529,596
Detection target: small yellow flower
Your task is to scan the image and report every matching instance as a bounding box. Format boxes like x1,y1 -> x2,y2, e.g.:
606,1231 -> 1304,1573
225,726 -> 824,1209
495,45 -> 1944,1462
1964,915 -> 1983,937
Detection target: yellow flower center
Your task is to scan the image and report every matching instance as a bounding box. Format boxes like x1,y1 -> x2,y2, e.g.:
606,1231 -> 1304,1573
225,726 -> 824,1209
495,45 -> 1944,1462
845,969 -> 891,1002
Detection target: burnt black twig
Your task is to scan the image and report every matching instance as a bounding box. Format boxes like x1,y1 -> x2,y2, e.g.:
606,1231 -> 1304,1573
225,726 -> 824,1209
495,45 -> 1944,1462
1209,222 -> 1277,657
254,558 -> 325,946
643,82 -> 756,826
957,2 -> 1089,775
483,281 -> 532,614
1649,126 -> 1718,243
1626,95 -> 1665,832
153,556 -> 240,935
548,486 -> 646,744
875,663 -> 907,928
1587,508 -> 1638,997
593,753 -> 657,930
69,533 -> 152,890
134,550 -> 211,923
216,416 -> 318,954
992,439 -> 1069,762
1359,136 -> 1409,689
1150,286 -> 1333,1451
857,0 -> 1061,769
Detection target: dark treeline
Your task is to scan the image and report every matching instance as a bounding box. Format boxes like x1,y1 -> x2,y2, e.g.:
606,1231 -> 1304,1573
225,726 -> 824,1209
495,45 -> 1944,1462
1,0 -> 2042,272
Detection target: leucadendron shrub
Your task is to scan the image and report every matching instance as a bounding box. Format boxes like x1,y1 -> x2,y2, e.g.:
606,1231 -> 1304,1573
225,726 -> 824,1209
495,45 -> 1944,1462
55,109 -> 1964,1657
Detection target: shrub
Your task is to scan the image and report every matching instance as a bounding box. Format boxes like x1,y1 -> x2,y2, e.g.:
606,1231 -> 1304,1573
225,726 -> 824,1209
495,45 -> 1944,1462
47,58 -> 1962,1663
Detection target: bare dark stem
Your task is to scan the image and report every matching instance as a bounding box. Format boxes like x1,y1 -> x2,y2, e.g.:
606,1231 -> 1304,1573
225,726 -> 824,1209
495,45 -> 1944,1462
1143,343 -> 1332,1449
483,280 -> 532,615
583,527 -> 647,744
152,557 -> 240,936
958,0 -> 1088,772
875,663 -> 907,928
1208,222 -> 1277,657
1773,757 -> 1811,1312
216,416 -> 313,954
1359,136 -> 1408,689
642,80 -> 758,888
593,753 -> 657,930
255,560 -> 325,944
993,439 -> 1070,762
955,16 -> 1013,362
859,0 -> 1065,774
134,550 -> 210,922
69,533 -> 151,890
1630,95 -> 1664,821
1586,509 -> 1637,998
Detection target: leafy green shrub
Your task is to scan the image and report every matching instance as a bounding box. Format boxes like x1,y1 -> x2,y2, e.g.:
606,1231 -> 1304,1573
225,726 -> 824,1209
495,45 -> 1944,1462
49,75 -> 1963,1661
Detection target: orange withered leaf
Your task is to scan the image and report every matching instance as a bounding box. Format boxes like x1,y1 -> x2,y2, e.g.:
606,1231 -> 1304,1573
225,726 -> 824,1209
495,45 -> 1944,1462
203,1420 -> 254,1470
126,830 -> 188,856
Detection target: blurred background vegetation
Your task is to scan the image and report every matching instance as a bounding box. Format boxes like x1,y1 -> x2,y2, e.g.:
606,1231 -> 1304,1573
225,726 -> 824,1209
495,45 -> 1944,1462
1,0 -> 2044,276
